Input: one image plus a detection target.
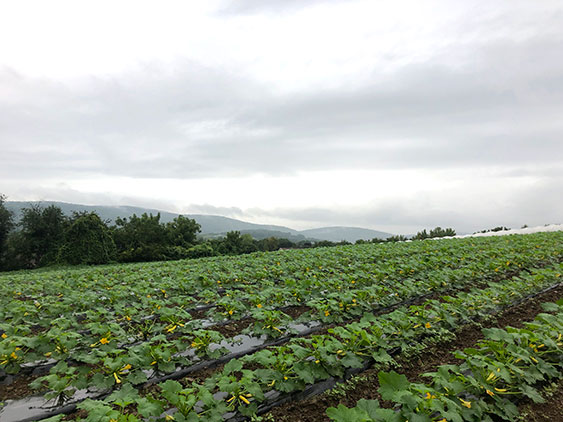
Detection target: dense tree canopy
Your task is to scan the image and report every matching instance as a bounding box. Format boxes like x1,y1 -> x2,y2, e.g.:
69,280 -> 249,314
19,204 -> 68,267
0,195 -> 467,272
0,195 -> 14,268
112,213 -> 169,262
57,212 -> 116,265
166,215 -> 201,248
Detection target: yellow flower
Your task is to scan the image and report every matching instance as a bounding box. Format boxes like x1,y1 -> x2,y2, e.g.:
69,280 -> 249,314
125,316 -> 131,321
167,325 -> 177,333
486,389 -> 494,397
494,387 -> 507,392
228,310 -> 234,315
256,304 -> 262,308
239,395 -> 250,405
1,333 -> 7,339
165,415 -> 175,421
425,322 -> 432,329
113,372 -> 121,384
486,372 -> 496,381
151,361 -> 157,365
425,392 -> 436,399
459,398 -> 471,408
10,352 -> 17,359
324,310 -> 330,317
100,337 -> 110,345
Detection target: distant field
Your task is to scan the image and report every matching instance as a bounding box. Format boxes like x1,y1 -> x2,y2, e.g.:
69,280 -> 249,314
0,231 -> 562,422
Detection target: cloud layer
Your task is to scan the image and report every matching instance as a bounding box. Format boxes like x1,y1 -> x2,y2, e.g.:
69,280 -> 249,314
1,0 -> 562,233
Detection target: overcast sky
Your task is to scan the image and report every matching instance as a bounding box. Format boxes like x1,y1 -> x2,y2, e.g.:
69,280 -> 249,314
1,0 -> 562,234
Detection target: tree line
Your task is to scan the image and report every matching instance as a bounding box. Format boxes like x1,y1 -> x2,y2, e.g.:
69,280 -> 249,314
0,196 -> 352,271
0,195 -> 458,272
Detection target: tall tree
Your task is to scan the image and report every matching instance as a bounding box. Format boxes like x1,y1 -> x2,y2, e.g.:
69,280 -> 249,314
166,215 -> 201,248
58,212 -> 116,265
19,204 -> 68,267
112,213 -> 168,262
0,194 -> 15,269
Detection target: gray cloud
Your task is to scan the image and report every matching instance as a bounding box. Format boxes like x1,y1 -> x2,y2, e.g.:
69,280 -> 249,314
2,30 -> 563,182
1,1 -> 563,232
230,174 -> 563,234
216,0 -> 347,16
185,204 -> 245,218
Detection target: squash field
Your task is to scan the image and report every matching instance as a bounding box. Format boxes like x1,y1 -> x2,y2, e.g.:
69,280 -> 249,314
0,231 -> 562,422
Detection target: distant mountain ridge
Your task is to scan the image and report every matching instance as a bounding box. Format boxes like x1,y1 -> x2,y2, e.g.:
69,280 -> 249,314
300,226 -> 392,242
5,201 -> 393,242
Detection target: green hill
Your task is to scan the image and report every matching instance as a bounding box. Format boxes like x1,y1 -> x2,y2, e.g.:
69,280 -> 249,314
5,201 -> 393,242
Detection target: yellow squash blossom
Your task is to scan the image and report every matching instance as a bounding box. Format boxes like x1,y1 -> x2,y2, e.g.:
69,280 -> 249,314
459,398 -> 471,408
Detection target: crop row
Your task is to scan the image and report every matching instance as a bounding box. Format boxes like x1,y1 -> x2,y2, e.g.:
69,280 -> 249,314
327,299 -> 563,421
22,262 -> 562,421
2,233 -> 560,382
0,257 -> 518,379
2,233 -> 559,333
